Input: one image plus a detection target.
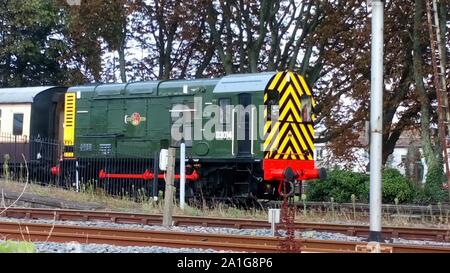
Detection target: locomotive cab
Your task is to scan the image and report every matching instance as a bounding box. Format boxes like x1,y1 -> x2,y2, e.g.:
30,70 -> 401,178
262,72 -> 325,197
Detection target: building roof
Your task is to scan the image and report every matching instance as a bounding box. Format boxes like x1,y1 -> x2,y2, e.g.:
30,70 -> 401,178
395,129 -> 423,147
0,86 -> 56,103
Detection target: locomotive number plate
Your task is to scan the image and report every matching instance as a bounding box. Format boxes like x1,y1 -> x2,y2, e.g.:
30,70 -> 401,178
215,131 -> 233,140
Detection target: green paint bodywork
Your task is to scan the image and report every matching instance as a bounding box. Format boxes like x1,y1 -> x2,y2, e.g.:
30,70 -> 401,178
68,73 -> 275,160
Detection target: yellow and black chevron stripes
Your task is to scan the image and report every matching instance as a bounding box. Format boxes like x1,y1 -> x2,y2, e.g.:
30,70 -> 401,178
263,72 -> 315,161
64,93 -> 76,147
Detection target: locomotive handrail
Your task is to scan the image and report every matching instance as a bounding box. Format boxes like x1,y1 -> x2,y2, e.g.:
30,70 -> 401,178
78,133 -> 125,138
156,79 -> 170,96
98,169 -> 200,182
231,108 -> 236,156
251,106 -> 255,155
266,151 -> 312,156
275,152 -> 312,155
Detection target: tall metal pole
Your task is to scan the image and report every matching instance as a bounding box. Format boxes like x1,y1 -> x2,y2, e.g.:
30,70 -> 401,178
369,0 -> 384,243
180,141 -> 186,210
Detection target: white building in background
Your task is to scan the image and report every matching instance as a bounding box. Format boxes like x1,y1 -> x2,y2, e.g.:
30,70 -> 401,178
315,130 -> 431,184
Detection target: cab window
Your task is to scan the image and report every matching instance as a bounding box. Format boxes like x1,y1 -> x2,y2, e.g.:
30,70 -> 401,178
301,96 -> 312,122
170,103 -> 194,147
219,98 -> 231,131
266,91 -> 279,121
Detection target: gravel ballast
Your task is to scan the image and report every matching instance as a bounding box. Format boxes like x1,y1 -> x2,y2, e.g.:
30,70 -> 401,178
0,240 -> 226,253
34,242 -> 225,253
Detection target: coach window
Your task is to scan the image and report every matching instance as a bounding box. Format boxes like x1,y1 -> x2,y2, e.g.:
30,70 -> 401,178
219,98 -> 231,131
13,113 -> 24,136
301,95 -> 312,122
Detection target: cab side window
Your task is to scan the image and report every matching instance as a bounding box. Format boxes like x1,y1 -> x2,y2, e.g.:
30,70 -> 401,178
219,98 -> 231,131
301,96 -> 312,123
266,91 -> 279,121
170,103 -> 194,147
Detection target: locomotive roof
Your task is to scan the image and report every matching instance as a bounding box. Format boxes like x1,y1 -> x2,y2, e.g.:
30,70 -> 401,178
0,86 -> 57,103
68,72 -> 280,96
213,72 -> 276,93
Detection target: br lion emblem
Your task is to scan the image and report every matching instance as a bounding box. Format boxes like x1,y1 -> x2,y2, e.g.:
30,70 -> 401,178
125,113 -> 147,126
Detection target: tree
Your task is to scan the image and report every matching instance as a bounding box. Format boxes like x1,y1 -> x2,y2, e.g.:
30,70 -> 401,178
0,0 -> 68,87
58,0 -> 140,83
128,0 -> 216,80
2,0 -> 449,177
315,0 -> 448,171
413,0 -> 441,179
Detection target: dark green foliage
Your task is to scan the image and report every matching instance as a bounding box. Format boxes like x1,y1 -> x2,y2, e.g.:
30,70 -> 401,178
381,168 -> 414,203
0,0 -> 69,87
307,169 -> 369,203
423,163 -> 448,203
410,186 -> 430,204
307,168 -> 415,204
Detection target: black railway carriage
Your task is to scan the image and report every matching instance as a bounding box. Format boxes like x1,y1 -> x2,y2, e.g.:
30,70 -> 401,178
0,86 -> 67,181
58,71 -> 325,200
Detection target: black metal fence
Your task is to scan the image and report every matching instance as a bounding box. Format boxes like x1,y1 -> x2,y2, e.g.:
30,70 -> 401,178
67,154 -> 158,199
0,133 -> 62,184
0,133 -> 161,199
0,133 -> 32,164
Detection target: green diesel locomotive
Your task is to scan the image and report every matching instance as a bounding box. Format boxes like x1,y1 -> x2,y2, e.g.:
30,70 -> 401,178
58,71 -> 324,200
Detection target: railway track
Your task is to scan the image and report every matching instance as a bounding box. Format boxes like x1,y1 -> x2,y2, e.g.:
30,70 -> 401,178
1,221 -> 450,253
1,207 -> 450,242
264,201 -> 450,215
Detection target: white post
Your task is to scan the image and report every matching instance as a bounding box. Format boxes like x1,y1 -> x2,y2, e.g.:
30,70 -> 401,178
369,0 -> 384,243
268,209 -> 280,237
180,141 -> 186,210
75,160 -> 79,193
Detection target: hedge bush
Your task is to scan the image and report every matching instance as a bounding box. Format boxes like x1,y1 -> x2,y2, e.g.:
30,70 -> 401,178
423,164 -> 449,203
381,168 -> 414,203
307,169 -> 369,203
307,168 -> 414,203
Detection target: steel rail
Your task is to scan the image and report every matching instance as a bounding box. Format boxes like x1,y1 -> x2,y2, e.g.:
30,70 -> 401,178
263,201 -> 450,215
1,208 -> 450,242
1,221 -> 450,253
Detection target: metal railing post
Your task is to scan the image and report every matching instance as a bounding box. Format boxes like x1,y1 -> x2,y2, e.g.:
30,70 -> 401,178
180,141 -> 186,210
152,152 -> 159,201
